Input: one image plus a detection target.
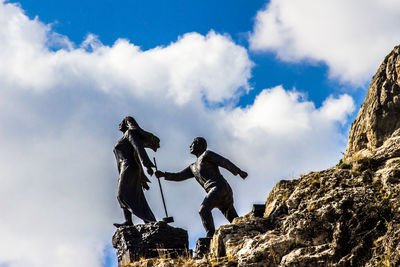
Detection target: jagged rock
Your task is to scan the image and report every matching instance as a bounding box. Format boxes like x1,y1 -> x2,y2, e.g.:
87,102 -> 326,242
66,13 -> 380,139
344,45 -> 400,162
208,164 -> 395,266
194,237 -> 212,259
265,180 -> 296,218
365,216 -> 400,266
112,221 -> 189,265
210,214 -> 272,260
253,204 -> 266,217
280,244 -> 333,266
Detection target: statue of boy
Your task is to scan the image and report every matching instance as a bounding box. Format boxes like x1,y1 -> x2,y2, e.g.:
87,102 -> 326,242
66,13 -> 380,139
155,137 -> 247,237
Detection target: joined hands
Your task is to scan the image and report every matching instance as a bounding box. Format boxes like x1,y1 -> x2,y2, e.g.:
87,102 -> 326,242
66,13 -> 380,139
155,170 -> 165,178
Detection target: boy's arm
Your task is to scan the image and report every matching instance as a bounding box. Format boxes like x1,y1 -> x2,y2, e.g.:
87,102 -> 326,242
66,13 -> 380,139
156,166 -> 194,181
205,151 -> 248,179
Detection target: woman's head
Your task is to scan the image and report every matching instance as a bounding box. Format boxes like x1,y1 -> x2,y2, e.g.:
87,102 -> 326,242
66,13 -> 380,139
119,116 -> 160,152
119,116 -> 139,132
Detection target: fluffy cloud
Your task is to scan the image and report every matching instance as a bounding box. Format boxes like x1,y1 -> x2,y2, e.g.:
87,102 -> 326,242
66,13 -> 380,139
0,0 -> 251,104
0,1 -> 354,266
215,88 -> 354,207
249,0 -> 400,84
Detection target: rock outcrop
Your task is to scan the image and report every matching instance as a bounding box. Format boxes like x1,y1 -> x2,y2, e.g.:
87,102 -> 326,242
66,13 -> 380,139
119,46 -> 400,266
206,45 -> 400,267
344,45 -> 400,162
211,165 -> 396,266
207,45 -> 400,267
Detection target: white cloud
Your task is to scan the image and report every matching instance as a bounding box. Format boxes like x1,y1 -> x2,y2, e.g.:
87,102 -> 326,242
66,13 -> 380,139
0,1 -> 252,104
216,87 -> 354,205
249,0 -> 400,84
0,1 -> 355,266
318,94 -> 355,124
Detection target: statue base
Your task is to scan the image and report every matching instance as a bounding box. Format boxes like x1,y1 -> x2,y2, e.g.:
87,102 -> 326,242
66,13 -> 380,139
194,237 -> 212,259
112,221 -> 189,265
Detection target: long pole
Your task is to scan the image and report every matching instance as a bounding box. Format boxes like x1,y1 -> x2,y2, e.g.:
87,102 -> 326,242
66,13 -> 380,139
153,157 -> 169,217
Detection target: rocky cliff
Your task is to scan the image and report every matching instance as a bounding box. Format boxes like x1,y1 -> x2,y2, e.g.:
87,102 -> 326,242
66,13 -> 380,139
344,45 -> 400,162
122,45 -> 400,266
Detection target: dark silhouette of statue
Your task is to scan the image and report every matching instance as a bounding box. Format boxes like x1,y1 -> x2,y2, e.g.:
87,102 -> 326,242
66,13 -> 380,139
113,116 -> 160,227
155,137 -> 248,237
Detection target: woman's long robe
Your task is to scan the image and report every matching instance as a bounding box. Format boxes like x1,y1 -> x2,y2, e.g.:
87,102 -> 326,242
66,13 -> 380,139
114,129 -> 157,222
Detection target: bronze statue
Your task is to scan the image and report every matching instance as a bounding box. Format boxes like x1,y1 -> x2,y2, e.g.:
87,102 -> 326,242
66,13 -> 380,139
155,137 -> 248,237
113,116 -> 159,227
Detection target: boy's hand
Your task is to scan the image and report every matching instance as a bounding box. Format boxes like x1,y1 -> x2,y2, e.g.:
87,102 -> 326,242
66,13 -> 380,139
239,170 -> 248,179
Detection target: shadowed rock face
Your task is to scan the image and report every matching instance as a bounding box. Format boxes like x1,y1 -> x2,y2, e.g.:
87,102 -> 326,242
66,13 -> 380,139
344,45 -> 400,162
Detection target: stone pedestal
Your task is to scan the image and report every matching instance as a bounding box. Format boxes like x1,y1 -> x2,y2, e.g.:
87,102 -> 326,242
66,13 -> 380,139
112,221 -> 189,265
194,237 -> 212,259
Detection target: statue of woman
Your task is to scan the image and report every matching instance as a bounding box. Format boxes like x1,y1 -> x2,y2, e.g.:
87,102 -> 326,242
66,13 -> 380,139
113,116 -> 159,227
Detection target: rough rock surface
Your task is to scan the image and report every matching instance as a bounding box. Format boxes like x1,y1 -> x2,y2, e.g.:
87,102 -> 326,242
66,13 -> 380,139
194,237 -> 212,259
112,221 -> 188,265
120,46 -> 400,266
344,45 -> 400,162
211,164 -> 397,266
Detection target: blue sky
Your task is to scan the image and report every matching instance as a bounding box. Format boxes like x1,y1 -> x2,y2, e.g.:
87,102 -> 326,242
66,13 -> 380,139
9,0 -> 366,108
0,0 -> 399,266
14,0 -> 262,47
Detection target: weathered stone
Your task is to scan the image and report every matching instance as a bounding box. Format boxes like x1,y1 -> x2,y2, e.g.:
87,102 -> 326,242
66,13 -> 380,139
205,162 -> 396,266
112,221 -> 189,265
209,214 -> 272,260
344,45 -> 400,162
280,244 -> 333,266
265,179 -> 298,218
193,237 -> 212,259
365,217 -> 400,267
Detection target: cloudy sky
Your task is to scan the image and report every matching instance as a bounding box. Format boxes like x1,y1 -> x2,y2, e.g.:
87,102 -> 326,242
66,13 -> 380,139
0,0 -> 399,266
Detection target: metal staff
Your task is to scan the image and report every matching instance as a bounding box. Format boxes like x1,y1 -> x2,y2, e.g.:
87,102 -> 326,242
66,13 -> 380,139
153,157 -> 174,223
